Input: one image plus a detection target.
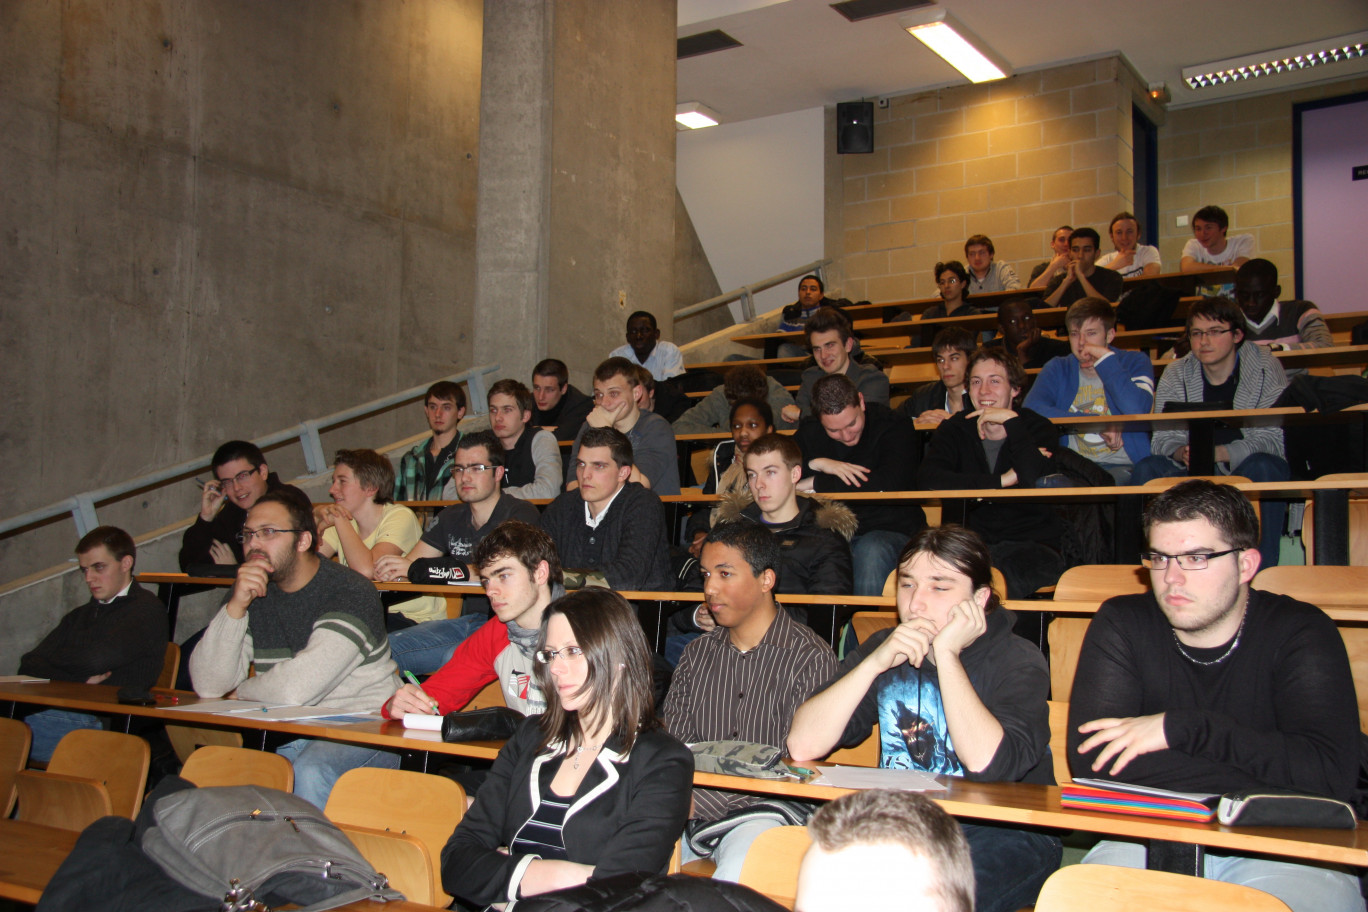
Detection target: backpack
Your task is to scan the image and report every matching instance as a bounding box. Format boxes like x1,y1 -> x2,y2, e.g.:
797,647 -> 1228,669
141,781 -> 404,912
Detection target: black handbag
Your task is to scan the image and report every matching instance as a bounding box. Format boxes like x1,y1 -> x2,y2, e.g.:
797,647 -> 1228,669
441,706 -> 523,742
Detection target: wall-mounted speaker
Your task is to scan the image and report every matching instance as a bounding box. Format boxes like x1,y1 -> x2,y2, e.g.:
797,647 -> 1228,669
837,101 -> 875,154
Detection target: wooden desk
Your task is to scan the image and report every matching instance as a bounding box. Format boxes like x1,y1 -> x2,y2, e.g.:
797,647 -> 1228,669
0,820 -> 78,903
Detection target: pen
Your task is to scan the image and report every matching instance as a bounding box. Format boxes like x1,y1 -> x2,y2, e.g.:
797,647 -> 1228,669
402,670 -> 440,714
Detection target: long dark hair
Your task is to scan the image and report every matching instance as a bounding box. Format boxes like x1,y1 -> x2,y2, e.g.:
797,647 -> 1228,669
898,525 -> 1001,614
535,588 -> 660,753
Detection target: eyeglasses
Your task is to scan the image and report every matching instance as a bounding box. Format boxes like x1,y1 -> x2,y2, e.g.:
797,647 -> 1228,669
937,277 -> 961,287
1140,549 -> 1240,570
451,464 -> 493,475
217,468 -> 260,489
237,527 -> 303,544
1186,328 -> 1234,342
535,646 -> 585,664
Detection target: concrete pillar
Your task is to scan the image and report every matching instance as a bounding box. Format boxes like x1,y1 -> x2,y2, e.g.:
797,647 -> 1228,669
473,0 -> 677,388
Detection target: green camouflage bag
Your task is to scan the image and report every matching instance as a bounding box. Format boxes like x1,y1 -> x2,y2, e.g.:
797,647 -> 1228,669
689,740 -> 787,779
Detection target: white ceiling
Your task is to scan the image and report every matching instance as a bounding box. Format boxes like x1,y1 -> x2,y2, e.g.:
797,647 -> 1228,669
677,0 -> 1368,124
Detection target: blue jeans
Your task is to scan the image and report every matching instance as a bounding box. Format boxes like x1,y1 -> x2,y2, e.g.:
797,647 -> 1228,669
1129,451 -> 1289,569
387,614 -> 486,676
851,530 -> 911,597
679,818 -> 782,883
964,822 -> 1062,912
275,738 -> 400,810
665,632 -> 702,667
25,709 -> 104,763
1084,839 -> 1364,912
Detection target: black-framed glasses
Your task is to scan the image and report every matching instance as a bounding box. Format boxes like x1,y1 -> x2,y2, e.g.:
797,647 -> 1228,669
217,468 -> 260,489
1186,328 -> 1234,341
1140,549 -> 1240,571
237,527 -> 303,544
451,464 -> 493,475
535,646 -> 585,664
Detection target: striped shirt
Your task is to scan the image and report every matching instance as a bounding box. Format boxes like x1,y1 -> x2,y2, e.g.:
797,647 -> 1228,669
663,606 -> 836,820
511,785 -> 572,861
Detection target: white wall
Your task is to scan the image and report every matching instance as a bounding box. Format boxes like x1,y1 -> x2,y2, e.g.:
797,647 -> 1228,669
676,107 -> 825,320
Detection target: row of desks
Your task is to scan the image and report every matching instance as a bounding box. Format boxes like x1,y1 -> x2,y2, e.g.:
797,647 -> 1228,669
3,680 -> 1367,880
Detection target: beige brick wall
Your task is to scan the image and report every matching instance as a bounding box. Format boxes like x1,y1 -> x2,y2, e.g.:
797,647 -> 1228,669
1157,74 -> 1368,293
834,58 -> 1135,304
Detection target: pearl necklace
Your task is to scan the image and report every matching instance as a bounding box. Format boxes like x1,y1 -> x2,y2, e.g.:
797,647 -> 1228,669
1172,611 -> 1247,667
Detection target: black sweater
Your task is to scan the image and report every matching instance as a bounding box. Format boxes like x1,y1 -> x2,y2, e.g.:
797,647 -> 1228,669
538,482 -> 671,590
532,385 -> 594,443
1067,590 -> 1360,799
19,583 -> 166,688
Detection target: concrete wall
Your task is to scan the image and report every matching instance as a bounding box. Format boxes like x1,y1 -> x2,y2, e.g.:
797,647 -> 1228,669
673,189 -> 728,343
0,0 -> 484,581
1156,73 -> 1368,298
830,58 -> 1139,303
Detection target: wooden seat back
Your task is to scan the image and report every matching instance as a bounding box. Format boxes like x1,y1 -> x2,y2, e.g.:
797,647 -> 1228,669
1048,700 -> 1071,785
165,725 -> 243,764
180,745 -> 295,792
1054,565 -> 1149,601
737,825 -> 811,908
1035,862 -> 1292,911
1254,565 -> 1368,607
157,642 -> 180,690
849,611 -> 896,645
1047,616 -> 1091,701
337,823 -> 436,905
0,718 -> 32,817
47,729 -> 150,818
14,769 -> 113,831
326,767 -> 467,906
1142,475 -> 1257,522
465,679 -> 506,711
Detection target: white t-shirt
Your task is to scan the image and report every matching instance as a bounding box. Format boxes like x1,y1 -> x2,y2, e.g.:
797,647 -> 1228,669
1097,245 -> 1162,278
1181,234 -> 1255,266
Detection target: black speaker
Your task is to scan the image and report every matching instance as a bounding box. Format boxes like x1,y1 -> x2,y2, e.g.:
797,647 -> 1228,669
837,101 -> 874,154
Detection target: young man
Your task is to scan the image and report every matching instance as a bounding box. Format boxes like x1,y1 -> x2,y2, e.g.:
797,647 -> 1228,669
1234,258 -> 1332,352
1024,298 -> 1155,483
189,491 -> 400,809
393,381 -> 466,502
789,526 -> 1059,912
992,295 -> 1069,369
1180,204 -> 1254,272
918,348 -> 1067,599
1043,227 -> 1123,308
664,521 -> 837,882
797,790 -> 975,912
1028,225 -> 1074,286
19,526 -> 166,761
897,326 -> 975,427
796,374 -> 924,596
179,439 -> 308,572
540,426 -> 671,590
486,379 -> 562,500
777,274 -> 835,358
529,358 -> 594,442
564,357 -> 681,496
383,521 -> 561,720
377,431 -> 540,674
1069,481 -> 1361,912
672,364 -> 798,433
1130,297 -> 1289,568
608,310 -> 684,381
963,234 -> 1021,294
783,306 -> 890,424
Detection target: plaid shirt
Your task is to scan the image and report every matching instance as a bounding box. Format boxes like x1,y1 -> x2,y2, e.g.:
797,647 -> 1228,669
393,435 -> 459,502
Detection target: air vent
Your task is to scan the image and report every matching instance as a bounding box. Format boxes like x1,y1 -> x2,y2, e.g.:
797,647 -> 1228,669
677,30 -> 743,60
830,0 -> 934,23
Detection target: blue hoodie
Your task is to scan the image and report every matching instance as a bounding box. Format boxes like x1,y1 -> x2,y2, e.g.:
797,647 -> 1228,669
1023,347 -> 1155,464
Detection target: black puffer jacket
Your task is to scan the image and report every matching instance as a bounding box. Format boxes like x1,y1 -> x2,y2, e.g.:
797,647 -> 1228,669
714,489 -> 857,596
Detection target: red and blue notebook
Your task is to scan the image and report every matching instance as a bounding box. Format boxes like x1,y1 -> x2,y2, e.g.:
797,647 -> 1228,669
1062,778 -> 1219,822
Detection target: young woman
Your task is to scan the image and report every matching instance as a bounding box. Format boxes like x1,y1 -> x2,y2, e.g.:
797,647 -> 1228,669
702,398 -> 775,497
1096,212 -> 1161,278
315,448 -> 441,627
440,588 -> 693,908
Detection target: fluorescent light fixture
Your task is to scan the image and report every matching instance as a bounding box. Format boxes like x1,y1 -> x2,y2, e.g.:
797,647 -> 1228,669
899,6 -> 1008,84
1182,32 -> 1368,90
675,102 -> 720,129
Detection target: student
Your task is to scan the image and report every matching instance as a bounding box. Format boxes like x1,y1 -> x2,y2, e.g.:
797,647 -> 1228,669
1043,227 -> 1123,308
530,358 -> 594,442
609,310 -> 684,381
393,381 -> 466,502
921,261 -> 982,321
898,326 -> 976,427
672,363 -> 798,433
179,439 -> 308,572
783,306 -> 890,424
1096,211 -> 1161,278
1029,225 -> 1073,286
701,398 -> 774,497
1024,298 -> 1155,484
565,357 -> 681,496
486,378 -> 562,500
991,295 -> 1069,370
19,526 -> 165,762
316,448 -> 442,628
1070,481 -> 1361,912
1180,204 -> 1254,272
789,526 -> 1059,912
1234,258 -> 1332,352
440,589 -> 692,905
963,234 -> 1021,294
1130,296 -> 1289,568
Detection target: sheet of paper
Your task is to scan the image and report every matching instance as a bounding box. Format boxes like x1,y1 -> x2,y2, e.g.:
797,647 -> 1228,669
810,765 -> 948,791
307,713 -> 388,727
403,713 -> 444,732
160,700 -> 283,714
254,705 -> 358,721
0,675 -> 49,684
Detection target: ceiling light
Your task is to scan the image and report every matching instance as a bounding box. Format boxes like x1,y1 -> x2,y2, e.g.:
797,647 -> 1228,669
1182,32 -> 1368,90
899,6 -> 1008,84
676,102 -> 720,129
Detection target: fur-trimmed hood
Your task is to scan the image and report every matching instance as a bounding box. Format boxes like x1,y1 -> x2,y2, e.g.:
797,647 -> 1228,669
716,488 -> 858,542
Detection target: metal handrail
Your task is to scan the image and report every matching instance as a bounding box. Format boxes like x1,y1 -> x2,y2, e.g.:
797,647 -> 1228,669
0,363 -> 501,539
673,258 -> 831,323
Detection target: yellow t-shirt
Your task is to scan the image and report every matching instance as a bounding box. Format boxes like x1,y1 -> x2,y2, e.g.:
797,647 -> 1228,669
323,503 -> 445,624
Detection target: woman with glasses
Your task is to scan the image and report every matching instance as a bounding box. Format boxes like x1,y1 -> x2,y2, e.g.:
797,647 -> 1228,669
440,588 -> 692,908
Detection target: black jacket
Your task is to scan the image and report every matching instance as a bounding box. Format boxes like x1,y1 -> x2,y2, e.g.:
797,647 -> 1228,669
517,873 -> 786,912
918,407 -> 1065,546
715,490 -> 856,595
441,717 -> 693,907
177,473 -> 308,572
533,384 -> 594,442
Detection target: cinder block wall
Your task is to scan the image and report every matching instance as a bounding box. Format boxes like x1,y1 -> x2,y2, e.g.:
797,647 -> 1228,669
834,58 -> 1143,304
1156,73 -> 1368,292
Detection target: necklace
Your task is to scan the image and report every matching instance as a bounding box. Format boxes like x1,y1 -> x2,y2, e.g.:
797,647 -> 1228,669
1172,611 -> 1246,666
571,742 -> 603,770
